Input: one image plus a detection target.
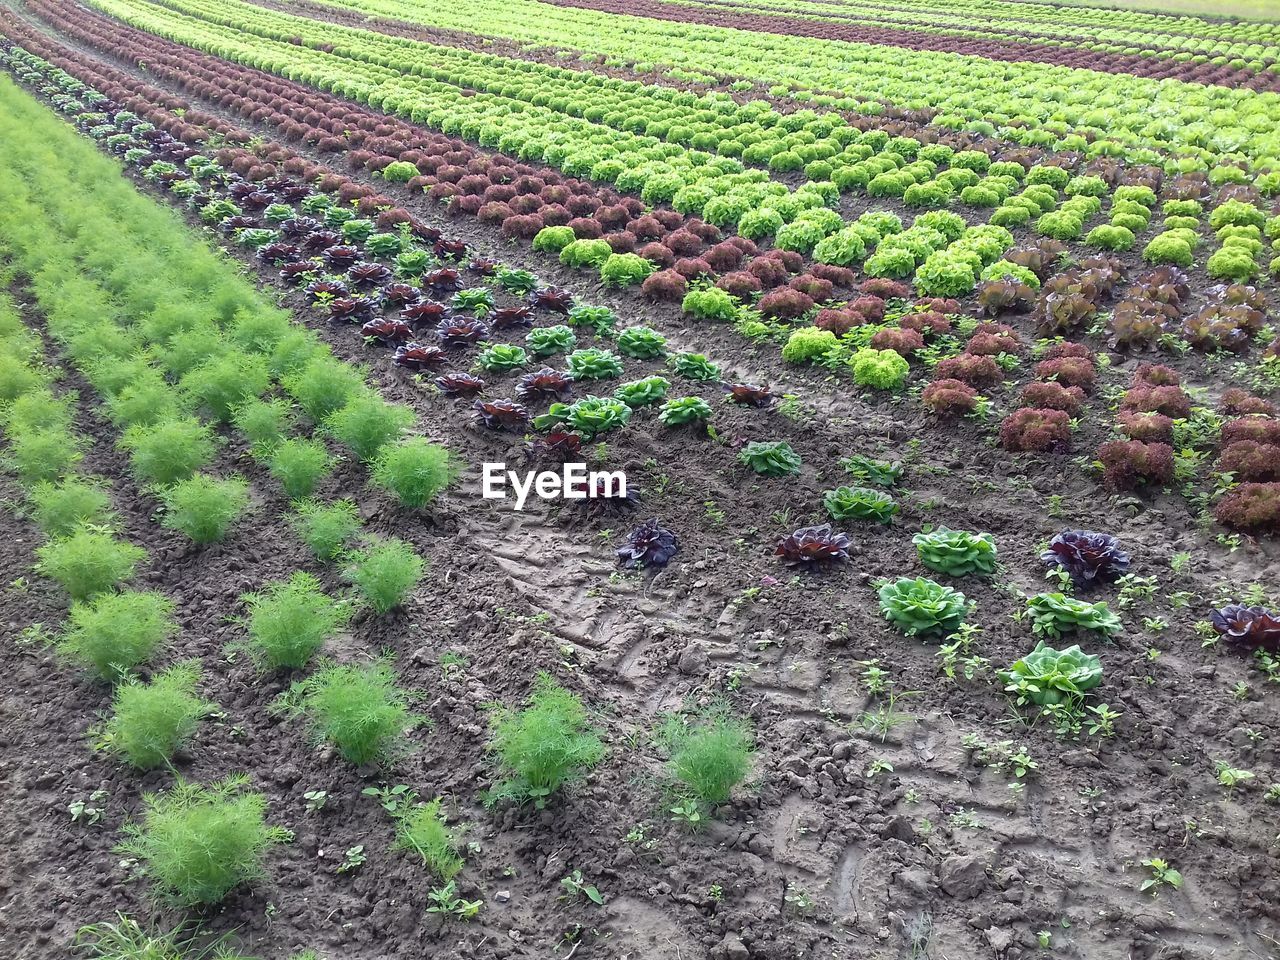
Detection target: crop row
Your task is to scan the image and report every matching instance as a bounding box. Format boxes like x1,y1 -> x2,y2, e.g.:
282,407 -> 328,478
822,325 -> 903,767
678,0 -> 1280,48
6,9 -> 1277,537
0,62 -> 694,936
29,0 -> 1280,370
611,0 -> 1280,92
9,0 -> 1277,487
263,0 -> 1280,167
43,0 -> 1280,306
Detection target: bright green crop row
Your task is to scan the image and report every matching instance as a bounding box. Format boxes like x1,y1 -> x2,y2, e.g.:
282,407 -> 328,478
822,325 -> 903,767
714,0 -> 1280,43
669,0 -> 1280,65
305,0 -> 1280,167
87,0 -> 1044,248
83,0 -> 1152,259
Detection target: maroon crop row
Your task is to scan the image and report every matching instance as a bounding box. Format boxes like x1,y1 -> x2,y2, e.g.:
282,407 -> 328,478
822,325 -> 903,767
22,0 -> 868,302
538,0 -> 1280,95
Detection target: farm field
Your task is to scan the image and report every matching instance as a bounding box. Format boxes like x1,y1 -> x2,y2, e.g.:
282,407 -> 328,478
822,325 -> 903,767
0,0 -> 1279,958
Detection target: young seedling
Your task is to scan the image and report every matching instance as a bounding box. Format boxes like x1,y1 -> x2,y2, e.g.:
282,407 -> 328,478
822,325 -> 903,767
69,790 -> 109,826
426,880 -> 482,920
559,869 -> 605,906
337,845 -> 366,874
1140,858 -> 1183,896
362,783 -> 418,816
1214,761 -> 1255,795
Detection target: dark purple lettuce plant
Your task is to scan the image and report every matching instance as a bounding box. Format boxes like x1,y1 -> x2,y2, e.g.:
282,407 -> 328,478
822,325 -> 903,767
1040,530 -> 1131,587
616,518 -> 679,569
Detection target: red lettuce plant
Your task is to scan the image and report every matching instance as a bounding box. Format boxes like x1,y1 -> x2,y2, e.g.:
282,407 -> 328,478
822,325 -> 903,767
935,355 -> 1004,389
1034,357 -> 1096,391
435,317 -> 489,349
525,430 -> 583,462
1219,441 -> 1280,482
1041,531 -> 1131,587
922,379 -> 979,416
1118,411 -> 1174,443
723,383 -> 775,407
775,524 -> 852,567
393,343 -> 449,370
472,399 -> 530,432
529,287 -> 574,314
361,318 -> 413,343
1097,440 -> 1175,489
434,372 -> 486,396
1210,605 -> 1280,652
516,368 -> 574,403
616,519 -> 679,569
1214,483 -> 1280,533
1221,389 -> 1276,418
1021,381 -> 1084,415
1221,418 -> 1280,447
1000,408 -> 1072,453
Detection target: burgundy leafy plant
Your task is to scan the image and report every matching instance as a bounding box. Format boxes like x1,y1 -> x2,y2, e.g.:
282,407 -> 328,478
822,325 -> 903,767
322,246 -> 359,269
922,378 -> 979,417
758,289 -> 814,321
723,383 -> 774,407
641,269 -> 688,302
525,430 -> 583,461
361,318 -> 413,343
999,408 -> 1072,453
1121,384 -> 1191,419
616,518 -> 679,570
328,296 -> 376,322
490,305 -> 534,329
871,328 -> 925,357
279,261 -> 315,285
434,372 -> 486,396
1118,411 -> 1174,443
516,368 -> 574,403
393,343 -> 449,370
1021,381 -> 1084,415
301,229 -> 341,253
775,524 -> 852,567
380,283 -> 421,308
422,267 -> 463,293
1219,441 -> 1280,482
1041,530 -> 1131,587
978,280 -> 1035,316
1209,605 -> 1280,652
401,300 -> 449,329
1220,389 -> 1276,418
529,287 -> 574,314
472,399 -> 530,432
279,221 -> 323,243
1097,440 -> 1175,489
1221,418 -> 1280,447
814,308 -> 863,337
258,242 -> 299,266
1214,483 -> 1280,533
935,355 -> 1004,390
1034,357 -> 1097,392
435,317 -> 489,349
434,239 -> 468,260
348,262 -> 393,288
